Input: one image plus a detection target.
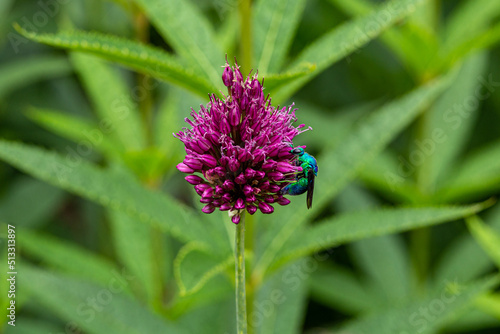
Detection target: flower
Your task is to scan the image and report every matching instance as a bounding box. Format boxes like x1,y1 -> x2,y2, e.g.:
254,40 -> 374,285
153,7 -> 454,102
174,61 -> 311,224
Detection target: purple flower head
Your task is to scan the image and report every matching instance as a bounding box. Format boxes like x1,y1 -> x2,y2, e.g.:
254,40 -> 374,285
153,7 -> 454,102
174,61 -> 311,224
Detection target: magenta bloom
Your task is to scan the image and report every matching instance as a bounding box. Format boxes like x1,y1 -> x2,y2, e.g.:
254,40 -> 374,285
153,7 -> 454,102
174,61 -> 310,224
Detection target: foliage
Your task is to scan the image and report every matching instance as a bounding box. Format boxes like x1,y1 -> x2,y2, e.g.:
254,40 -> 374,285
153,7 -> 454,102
1,0 -> 500,333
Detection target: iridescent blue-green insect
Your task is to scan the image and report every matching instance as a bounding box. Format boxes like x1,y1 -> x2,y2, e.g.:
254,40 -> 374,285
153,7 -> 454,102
280,146 -> 318,209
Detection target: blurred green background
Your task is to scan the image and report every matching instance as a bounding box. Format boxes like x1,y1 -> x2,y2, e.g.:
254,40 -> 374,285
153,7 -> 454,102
1,0 -> 500,333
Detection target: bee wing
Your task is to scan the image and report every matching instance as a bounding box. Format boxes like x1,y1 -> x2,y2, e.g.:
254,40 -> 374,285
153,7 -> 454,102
306,168 -> 315,209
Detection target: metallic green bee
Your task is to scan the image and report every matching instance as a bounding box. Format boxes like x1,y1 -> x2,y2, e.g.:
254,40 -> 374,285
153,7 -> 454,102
280,146 -> 318,209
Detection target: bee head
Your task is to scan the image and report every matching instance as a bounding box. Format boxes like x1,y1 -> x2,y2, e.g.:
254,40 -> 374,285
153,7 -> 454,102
290,147 -> 305,156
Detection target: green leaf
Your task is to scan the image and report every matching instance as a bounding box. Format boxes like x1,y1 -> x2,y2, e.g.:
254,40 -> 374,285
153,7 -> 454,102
20,265 -> 187,334
477,293 -> 500,320
327,0 -> 438,77
168,279 -> 233,320
446,308 -> 500,333
215,9 -> 239,55
434,204 -> 500,286
443,0 -> 500,54
18,229 -> 129,290
0,140 -> 231,254
27,108 -> 119,158
14,26 -> 217,98
467,215 -> 500,269
341,275 -> 500,334
275,202 -> 491,271
154,86 -> 203,153
4,318 -> 63,334
0,0 -> 13,18
262,64 -> 316,93
272,0 -> 429,102
254,75 -> 450,278
438,140 -> 500,202
109,209 -> 160,304
176,300 -> 234,334
253,0 -> 306,74
440,22 -> 500,70
337,184 -> 412,306
0,55 -> 71,100
358,150 -> 420,203
134,0 -> 223,87
174,242 -> 233,296
351,235 -> 411,305
0,176 -> 64,228
251,262 -> 308,334
310,263 -> 374,313
294,100 -> 375,149
70,52 -> 146,151
418,52 -> 488,193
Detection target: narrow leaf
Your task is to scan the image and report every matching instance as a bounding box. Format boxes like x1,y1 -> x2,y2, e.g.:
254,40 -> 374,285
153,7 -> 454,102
251,262 -> 308,334
134,0 -> 223,87
443,0 -> 500,53
262,64 -> 316,93
467,215 -> 500,269
174,242 -> 233,296
338,184 -> 412,305
272,0 -> 428,102
328,0 -> 439,77
168,278 -> 233,319
14,26 -> 217,98
434,204 -> 500,286
0,55 -> 71,100
0,176 -> 64,228
418,52 -> 488,192
27,108 -> 119,158
176,300 -> 234,334
439,140 -> 500,202
358,150 -> 420,203
0,140 -> 231,254
310,263 -> 374,314
18,229 -> 128,290
351,235 -> 411,305
20,265 -> 187,334
341,275 -> 500,334
253,0 -> 306,74
275,202 -> 491,270
70,52 -> 146,150
109,209 -> 160,304
4,318 -> 63,334
477,293 -> 500,319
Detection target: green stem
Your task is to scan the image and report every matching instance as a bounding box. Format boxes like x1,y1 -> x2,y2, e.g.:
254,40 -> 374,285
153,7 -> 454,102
245,214 -> 255,334
239,0 -> 252,74
235,214 -> 248,334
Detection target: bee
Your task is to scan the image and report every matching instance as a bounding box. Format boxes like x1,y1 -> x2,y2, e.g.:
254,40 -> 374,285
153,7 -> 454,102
280,147 -> 318,209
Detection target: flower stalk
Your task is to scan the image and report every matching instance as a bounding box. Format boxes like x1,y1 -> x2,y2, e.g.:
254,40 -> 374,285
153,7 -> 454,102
235,213 -> 247,334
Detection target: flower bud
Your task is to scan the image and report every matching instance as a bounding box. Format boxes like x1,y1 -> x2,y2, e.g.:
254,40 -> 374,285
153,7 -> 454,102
258,201 -> 274,214
222,65 -> 233,87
